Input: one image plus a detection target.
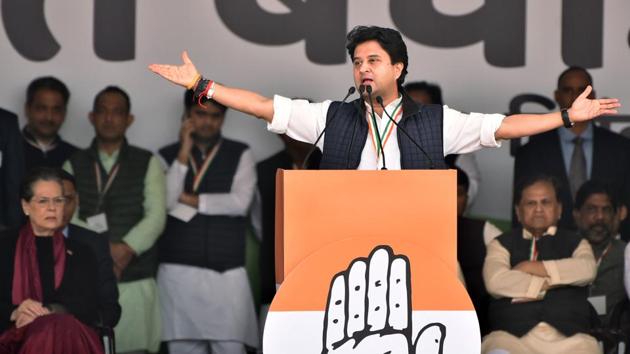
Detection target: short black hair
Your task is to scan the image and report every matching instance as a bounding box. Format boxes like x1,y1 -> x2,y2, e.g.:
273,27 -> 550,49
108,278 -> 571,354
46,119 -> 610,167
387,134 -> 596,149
574,180 -> 619,211
557,66 -> 593,89
403,81 -> 444,105
93,86 -> 131,114
456,168 -> 469,193
59,169 -> 76,189
514,174 -> 561,206
26,76 -> 70,106
20,167 -> 64,201
346,26 -> 408,87
183,89 -> 227,115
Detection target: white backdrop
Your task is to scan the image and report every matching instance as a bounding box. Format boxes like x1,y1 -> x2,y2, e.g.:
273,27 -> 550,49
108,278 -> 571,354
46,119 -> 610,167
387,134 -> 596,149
1,0 -> 629,220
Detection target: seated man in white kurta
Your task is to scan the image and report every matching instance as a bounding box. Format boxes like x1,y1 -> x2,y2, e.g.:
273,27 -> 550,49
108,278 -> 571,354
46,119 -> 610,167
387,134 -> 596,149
157,90 -> 258,354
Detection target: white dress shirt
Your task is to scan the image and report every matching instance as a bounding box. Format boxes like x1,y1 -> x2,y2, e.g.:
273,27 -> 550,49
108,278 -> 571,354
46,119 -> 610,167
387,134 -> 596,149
268,95 -> 506,170
165,148 -> 256,215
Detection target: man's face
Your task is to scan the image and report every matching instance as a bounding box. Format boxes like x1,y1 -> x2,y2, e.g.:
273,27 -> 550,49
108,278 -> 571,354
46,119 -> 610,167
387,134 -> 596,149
407,89 -> 433,105
61,179 -> 77,226
25,89 -> 67,140
352,40 -> 403,101
515,181 -> 562,236
89,92 -> 133,142
555,70 -> 594,109
574,193 -> 615,245
187,103 -> 225,142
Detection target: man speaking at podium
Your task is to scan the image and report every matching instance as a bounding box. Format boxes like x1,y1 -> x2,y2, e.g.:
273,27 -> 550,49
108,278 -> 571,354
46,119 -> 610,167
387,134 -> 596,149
149,26 -> 619,170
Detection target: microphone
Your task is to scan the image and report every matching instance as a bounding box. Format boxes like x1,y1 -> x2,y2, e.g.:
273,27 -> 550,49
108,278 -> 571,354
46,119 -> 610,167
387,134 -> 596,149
365,85 -> 387,170
302,86 -> 357,169
376,96 -> 435,169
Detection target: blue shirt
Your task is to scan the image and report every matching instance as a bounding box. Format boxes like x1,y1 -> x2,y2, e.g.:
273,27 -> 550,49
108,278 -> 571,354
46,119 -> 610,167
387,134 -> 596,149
557,124 -> 594,179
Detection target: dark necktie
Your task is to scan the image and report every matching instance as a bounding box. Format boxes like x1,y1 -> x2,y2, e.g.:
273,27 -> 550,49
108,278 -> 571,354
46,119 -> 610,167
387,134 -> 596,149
569,136 -> 587,199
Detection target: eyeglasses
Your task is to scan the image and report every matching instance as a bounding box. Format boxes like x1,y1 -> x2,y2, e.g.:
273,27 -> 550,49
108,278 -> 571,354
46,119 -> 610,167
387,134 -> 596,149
31,197 -> 66,208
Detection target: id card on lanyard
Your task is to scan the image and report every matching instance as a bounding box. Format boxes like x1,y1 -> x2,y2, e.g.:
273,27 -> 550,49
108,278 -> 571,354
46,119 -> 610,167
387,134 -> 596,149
189,139 -> 222,193
169,140 -> 222,222
87,162 -> 120,233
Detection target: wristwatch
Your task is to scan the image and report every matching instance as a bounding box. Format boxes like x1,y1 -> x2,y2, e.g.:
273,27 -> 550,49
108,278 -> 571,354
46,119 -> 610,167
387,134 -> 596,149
561,109 -> 574,128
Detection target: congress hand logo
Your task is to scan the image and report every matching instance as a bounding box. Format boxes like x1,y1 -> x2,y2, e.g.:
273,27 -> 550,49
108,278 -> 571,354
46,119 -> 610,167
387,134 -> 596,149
322,246 -> 446,354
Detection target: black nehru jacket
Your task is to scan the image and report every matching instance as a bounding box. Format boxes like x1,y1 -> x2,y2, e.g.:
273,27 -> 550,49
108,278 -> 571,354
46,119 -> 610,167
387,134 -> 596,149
159,138 -> 249,272
457,216 -> 491,336
318,95 -> 447,169
488,228 -> 591,337
22,128 -> 78,172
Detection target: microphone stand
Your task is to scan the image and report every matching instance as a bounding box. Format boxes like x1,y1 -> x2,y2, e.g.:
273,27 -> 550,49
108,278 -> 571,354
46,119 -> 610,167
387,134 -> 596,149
302,87 -> 357,169
365,85 -> 387,170
376,96 -> 435,169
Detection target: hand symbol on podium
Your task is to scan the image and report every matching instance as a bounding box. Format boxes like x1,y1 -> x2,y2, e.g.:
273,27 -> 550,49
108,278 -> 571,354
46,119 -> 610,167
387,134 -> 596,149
322,246 -> 446,354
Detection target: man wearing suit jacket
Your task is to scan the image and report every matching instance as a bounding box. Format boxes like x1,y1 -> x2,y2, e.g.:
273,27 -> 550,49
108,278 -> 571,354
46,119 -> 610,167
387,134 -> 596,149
0,108 -> 24,230
60,170 -> 121,328
514,67 -> 630,239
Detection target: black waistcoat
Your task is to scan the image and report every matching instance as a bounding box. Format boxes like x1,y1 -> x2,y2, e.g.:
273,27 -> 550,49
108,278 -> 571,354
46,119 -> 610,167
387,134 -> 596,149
159,138 -> 248,272
488,228 -> 591,337
457,216 -> 491,336
70,140 -> 154,282
318,95 -> 447,169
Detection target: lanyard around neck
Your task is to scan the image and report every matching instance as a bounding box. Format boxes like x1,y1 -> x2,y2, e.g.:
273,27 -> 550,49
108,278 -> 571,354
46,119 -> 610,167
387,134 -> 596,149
94,162 -> 120,210
189,139 -> 222,193
595,242 -> 613,268
366,101 -> 403,157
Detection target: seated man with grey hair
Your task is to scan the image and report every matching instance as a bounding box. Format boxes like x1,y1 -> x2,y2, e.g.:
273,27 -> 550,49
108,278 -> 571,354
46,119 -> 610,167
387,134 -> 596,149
482,175 -> 598,354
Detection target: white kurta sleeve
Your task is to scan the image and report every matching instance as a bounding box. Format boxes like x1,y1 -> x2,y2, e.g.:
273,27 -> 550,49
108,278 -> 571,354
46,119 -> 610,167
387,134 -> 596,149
197,149 -> 257,216
268,95 -> 332,150
442,105 -> 505,155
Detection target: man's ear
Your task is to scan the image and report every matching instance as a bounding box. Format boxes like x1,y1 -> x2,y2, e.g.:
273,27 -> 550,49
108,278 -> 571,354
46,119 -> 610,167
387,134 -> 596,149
393,62 -> 403,80
554,90 -> 561,107
573,208 -> 580,225
619,205 -> 628,222
514,205 -> 522,224
126,114 -> 135,128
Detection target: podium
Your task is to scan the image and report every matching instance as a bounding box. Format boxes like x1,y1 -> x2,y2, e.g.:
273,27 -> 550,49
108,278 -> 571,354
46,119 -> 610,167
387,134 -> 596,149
264,169 -> 480,353
275,169 -> 458,285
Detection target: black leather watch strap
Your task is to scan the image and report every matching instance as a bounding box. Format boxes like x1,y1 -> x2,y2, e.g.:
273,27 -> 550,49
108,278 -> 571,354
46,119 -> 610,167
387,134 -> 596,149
561,109 -> 574,128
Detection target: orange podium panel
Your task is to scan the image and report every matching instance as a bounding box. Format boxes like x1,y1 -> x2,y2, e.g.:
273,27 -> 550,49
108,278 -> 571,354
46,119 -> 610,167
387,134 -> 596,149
275,169 -> 457,284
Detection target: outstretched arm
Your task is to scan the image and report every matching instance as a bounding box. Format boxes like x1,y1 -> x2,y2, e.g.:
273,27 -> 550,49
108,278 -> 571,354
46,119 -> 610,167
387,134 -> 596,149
495,85 -> 620,140
148,51 -> 275,122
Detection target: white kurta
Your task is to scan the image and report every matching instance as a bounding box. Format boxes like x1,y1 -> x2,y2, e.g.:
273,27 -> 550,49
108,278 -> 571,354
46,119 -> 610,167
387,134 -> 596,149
158,146 -> 259,347
158,264 -> 259,347
269,95 -> 506,170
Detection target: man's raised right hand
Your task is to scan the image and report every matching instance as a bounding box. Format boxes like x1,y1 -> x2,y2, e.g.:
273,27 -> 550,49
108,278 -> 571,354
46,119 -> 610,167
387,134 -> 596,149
149,51 -> 200,89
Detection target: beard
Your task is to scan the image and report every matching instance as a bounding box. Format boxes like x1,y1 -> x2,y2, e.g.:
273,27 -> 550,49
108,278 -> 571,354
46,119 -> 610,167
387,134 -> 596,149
583,223 -> 612,243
